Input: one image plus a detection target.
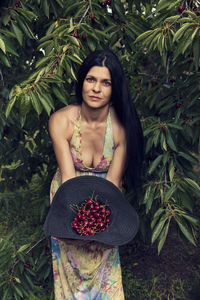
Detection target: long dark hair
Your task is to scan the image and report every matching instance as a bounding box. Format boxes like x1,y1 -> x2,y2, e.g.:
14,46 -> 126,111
75,49 -> 143,191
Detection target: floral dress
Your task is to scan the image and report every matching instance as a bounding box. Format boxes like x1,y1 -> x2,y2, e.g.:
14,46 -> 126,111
49,110 -> 125,300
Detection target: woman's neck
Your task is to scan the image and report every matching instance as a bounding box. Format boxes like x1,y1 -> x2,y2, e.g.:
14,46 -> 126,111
80,103 -> 110,124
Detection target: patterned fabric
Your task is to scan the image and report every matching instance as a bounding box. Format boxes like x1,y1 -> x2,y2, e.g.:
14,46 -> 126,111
70,109 -> 115,173
50,109 -> 125,300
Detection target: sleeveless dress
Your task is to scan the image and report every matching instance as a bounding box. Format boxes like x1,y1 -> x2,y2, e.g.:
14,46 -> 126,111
49,110 -> 125,300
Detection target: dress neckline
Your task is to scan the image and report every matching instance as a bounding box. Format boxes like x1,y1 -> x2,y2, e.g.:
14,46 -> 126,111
78,109 -> 110,170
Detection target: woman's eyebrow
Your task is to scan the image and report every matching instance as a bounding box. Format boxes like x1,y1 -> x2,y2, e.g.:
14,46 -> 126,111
86,74 -> 111,81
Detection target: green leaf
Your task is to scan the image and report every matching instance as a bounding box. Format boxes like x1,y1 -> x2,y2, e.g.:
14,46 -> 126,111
152,214 -> 168,244
168,160 -> 174,182
24,273 -> 36,289
173,23 -> 192,42
5,96 -> 17,117
17,243 -> 30,253
148,154 -> 163,174
0,51 -> 11,67
193,37 -> 200,71
178,152 -> 198,164
135,30 -> 155,43
164,184 -> 177,202
52,86 -> 68,105
2,36 -> 19,56
2,289 -> 10,300
30,91 -> 43,115
160,133 -> 167,151
175,215 -> 196,245
70,66 -> 77,80
14,285 -> 23,298
151,208 -> 165,229
67,54 -> 82,65
11,21 -> 23,45
157,0 -> 176,11
113,0 -> 126,22
180,191 -> 193,212
35,56 -> 52,68
20,94 -> 31,119
0,37 -> 6,53
153,130 -> 160,147
37,93 -> 52,115
145,186 -> 155,214
184,177 -> 200,191
67,35 -> 80,47
16,17 -> 35,39
166,131 -> 177,152
181,213 -> 199,227
157,218 -> 170,254
42,0 -> 49,18
39,33 -> 55,43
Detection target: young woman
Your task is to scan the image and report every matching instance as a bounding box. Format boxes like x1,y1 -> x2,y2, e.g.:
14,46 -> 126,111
48,50 -> 143,299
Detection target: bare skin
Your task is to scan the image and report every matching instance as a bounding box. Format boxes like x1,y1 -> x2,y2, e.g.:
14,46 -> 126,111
49,66 -> 126,245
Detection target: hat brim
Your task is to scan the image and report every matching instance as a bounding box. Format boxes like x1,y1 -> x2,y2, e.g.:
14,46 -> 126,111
44,176 -> 139,246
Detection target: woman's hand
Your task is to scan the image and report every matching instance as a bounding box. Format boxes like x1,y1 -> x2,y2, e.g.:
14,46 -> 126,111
53,237 -> 88,246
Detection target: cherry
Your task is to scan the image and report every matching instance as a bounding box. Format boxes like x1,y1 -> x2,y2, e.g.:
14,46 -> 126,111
85,211 -> 90,217
97,217 -> 103,223
89,12 -> 96,24
106,218 -> 111,224
106,0 -> 111,5
73,197 -> 111,235
87,199 -> 93,204
77,213 -> 82,219
73,31 -> 79,39
176,103 -> 182,109
105,209 -> 111,216
101,226 -> 107,231
99,1 -> 107,7
90,217 -> 96,222
82,35 -> 87,41
178,6 -> 185,13
24,262 -> 30,268
94,212 -> 100,218
81,215 -> 86,221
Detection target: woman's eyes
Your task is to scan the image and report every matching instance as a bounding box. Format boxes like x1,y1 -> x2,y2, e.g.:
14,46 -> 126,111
86,77 -> 94,82
103,81 -> 111,86
85,77 -> 111,86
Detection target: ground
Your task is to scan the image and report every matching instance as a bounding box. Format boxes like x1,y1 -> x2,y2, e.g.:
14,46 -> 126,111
120,221 -> 200,300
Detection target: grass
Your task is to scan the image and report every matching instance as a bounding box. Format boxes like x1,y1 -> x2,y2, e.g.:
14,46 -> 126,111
120,233 -> 200,300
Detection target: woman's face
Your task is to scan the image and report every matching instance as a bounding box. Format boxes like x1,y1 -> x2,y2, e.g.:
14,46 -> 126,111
82,66 -> 112,109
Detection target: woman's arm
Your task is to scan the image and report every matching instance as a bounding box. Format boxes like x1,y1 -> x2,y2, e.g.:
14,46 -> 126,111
49,107 -> 86,244
49,107 -> 76,184
106,120 -> 126,188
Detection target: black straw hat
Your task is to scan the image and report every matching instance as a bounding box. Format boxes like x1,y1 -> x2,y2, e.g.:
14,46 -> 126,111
44,176 -> 139,246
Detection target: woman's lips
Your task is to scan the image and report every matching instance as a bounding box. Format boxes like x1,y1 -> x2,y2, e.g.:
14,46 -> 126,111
89,96 -> 101,100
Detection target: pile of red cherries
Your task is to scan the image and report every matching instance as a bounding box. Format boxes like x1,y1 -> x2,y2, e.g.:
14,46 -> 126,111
71,198 -> 111,236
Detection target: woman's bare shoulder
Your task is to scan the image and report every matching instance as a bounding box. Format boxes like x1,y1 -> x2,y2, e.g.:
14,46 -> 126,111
49,104 -> 80,138
49,104 -> 80,127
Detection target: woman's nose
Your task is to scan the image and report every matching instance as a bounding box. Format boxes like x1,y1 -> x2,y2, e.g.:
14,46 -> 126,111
93,81 -> 101,93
